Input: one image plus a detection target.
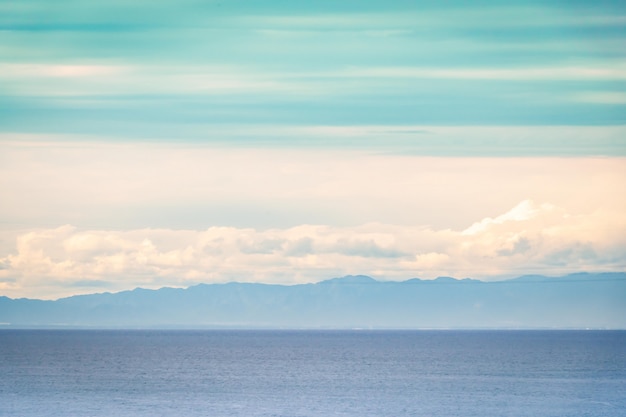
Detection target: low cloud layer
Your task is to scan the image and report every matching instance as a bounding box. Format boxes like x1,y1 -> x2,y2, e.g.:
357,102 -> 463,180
1,200 -> 624,299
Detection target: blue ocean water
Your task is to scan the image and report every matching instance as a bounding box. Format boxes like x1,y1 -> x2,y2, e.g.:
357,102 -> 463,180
0,330 -> 624,417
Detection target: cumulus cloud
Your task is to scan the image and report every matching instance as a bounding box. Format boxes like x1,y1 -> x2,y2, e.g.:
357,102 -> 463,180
1,201 -> 624,299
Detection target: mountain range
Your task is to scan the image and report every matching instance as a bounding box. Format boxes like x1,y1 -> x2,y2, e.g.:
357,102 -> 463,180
1,273 -> 624,329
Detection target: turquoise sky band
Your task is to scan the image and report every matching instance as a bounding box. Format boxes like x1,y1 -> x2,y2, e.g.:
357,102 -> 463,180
1,0 -> 625,155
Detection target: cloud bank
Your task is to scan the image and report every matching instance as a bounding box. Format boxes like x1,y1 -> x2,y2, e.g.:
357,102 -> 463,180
1,200 -> 624,299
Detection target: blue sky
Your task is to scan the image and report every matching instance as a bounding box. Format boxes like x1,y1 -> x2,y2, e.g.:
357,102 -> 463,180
0,0 -> 625,298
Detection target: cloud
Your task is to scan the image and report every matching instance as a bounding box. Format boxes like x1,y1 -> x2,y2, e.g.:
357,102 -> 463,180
3,62 -> 625,101
4,0 -> 625,128
462,200 -> 555,235
0,64 -> 295,97
0,64 -> 127,78
1,201 -> 624,299
341,65 -> 626,81
573,92 -> 626,104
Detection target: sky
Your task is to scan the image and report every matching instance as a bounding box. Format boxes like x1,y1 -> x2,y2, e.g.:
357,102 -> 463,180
1,0 -> 625,299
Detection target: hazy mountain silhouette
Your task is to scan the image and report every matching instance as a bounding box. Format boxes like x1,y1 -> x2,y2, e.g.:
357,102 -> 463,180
1,273 -> 624,329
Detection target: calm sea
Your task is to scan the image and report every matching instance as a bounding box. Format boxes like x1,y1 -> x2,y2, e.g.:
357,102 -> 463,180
1,330 -> 624,417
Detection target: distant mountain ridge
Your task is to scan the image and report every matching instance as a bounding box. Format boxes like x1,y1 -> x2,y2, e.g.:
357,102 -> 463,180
1,273 -> 625,329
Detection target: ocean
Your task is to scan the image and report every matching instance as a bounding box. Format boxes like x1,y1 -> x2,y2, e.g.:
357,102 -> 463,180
1,330 -> 624,416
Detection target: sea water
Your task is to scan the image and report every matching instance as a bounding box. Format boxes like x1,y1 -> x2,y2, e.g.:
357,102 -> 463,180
1,330 -> 624,416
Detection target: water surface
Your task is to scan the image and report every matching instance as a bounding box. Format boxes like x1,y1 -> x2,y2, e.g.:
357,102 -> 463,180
1,330 -> 624,416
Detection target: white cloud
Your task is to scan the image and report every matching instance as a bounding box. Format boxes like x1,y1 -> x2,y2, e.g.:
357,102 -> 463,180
239,10 -> 626,31
3,60 -> 626,99
341,65 -> 626,81
462,200 -> 555,235
0,63 -> 301,97
1,201 -> 624,299
573,92 -> 626,104
0,64 -> 128,78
